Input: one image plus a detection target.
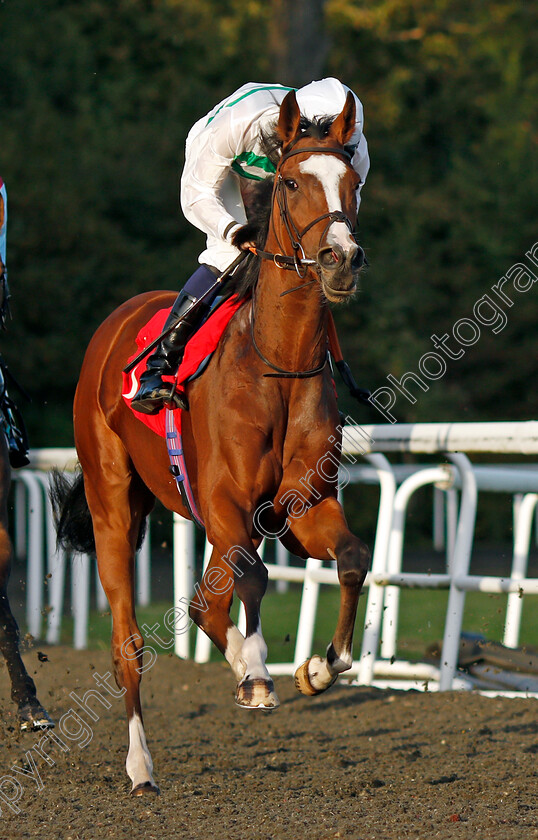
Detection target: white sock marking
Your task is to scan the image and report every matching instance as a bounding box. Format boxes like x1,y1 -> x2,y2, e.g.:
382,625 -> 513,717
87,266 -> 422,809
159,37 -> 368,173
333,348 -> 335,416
239,629 -> 269,681
228,622 -> 270,684
126,713 -> 156,789
225,625 -> 246,680
332,647 -> 353,671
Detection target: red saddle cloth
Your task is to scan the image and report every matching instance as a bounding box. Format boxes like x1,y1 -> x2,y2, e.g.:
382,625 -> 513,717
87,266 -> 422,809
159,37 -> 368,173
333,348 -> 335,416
122,296 -> 244,437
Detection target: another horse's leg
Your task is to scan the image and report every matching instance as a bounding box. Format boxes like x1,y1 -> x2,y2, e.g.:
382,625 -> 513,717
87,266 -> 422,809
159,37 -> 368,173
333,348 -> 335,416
81,442 -> 158,795
0,440 -> 53,730
191,514 -> 279,710
286,497 -> 370,696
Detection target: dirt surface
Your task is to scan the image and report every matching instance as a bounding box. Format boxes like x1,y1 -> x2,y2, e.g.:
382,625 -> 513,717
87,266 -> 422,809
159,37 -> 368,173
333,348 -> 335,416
0,645 -> 537,840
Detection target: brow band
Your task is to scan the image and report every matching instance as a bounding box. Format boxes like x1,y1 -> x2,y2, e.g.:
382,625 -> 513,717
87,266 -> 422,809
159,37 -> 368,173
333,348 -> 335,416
280,146 -> 353,165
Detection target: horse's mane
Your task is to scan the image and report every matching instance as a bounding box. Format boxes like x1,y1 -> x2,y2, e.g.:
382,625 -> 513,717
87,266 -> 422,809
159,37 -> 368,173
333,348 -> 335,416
221,116 -> 338,301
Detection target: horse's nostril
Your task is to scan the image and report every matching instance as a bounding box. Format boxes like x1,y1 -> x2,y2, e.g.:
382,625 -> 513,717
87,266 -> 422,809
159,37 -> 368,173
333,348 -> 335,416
352,246 -> 365,269
318,246 -> 344,268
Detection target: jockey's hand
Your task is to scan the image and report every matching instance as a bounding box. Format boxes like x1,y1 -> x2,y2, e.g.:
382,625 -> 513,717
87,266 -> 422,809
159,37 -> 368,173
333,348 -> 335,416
231,223 -> 259,253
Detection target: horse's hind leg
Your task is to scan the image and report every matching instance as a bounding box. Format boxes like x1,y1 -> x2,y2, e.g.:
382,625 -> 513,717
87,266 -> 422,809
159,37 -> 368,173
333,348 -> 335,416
286,497 -> 370,695
80,440 -> 158,795
189,546 -> 243,665
0,441 -> 53,730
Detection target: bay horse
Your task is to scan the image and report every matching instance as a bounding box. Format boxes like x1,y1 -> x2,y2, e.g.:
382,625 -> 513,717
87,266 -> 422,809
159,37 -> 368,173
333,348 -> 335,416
0,430 -> 53,730
53,90 -> 370,795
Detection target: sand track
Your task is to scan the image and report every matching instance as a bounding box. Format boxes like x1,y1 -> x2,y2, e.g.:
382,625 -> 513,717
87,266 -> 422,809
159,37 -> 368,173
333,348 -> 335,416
1,646 -> 537,839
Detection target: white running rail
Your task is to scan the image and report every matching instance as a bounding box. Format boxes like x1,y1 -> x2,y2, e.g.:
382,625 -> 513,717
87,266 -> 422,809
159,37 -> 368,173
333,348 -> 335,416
12,423 -> 538,696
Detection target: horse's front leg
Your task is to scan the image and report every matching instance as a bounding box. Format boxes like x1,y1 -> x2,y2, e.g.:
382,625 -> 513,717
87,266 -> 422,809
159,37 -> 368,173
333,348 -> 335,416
0,579 -> 54,730
286,496 -> 370,695
193,508 -> 279,710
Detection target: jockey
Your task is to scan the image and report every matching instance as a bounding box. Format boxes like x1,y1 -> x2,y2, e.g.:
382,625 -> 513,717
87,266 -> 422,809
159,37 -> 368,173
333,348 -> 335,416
0,177 -> 7,320
131,78 -> 369,415
0,177 -> 30,468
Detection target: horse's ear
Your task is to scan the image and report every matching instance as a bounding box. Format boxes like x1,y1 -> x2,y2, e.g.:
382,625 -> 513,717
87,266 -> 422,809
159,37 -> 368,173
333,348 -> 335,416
329,91 -> 356,147
277,90 -> 302,149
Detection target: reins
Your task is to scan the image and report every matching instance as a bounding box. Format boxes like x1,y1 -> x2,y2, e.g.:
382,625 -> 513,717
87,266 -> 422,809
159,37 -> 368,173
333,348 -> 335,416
250,313 -> 329,379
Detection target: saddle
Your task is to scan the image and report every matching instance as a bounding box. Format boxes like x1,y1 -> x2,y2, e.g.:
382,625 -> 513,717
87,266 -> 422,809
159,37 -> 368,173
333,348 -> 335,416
123,299 -> 370,440
122,296 -> 245,438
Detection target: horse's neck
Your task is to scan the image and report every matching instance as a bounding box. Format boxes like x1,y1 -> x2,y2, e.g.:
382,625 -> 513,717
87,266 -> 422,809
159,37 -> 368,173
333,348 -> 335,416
253,260 -> 328,373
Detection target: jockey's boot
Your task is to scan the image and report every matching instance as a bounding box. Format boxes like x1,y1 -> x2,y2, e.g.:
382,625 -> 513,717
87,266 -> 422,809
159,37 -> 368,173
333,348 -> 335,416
0,400 -> 30,469
0,361 -> 30,468
130,291 -> 211,415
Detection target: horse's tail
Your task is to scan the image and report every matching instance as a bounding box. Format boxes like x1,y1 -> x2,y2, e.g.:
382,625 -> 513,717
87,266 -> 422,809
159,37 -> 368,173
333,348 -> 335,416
49,467 -> 148,554
49,468 -> 96,555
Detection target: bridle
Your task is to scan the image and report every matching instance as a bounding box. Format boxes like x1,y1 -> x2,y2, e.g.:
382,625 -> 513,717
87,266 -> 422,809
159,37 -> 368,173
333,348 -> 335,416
251,142 -> 358,378
255,144 -> 357,281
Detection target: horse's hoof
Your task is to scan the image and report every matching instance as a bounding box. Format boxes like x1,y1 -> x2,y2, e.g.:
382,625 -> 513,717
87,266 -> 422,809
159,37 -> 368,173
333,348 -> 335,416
235,677 -> 280,710
294,656 -> 338,696
19,703 -> 55,732
130,781 -> 161,797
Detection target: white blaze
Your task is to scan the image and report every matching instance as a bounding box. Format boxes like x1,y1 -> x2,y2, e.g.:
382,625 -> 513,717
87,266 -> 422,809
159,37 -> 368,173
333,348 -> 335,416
298,156 -> 356,253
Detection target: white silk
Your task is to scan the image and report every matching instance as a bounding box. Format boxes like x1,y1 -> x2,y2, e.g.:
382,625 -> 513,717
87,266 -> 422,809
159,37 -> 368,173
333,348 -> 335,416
180,79 -> 369,271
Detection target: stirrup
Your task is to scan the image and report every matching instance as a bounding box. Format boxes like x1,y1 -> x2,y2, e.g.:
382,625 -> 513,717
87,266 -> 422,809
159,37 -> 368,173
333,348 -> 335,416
164,382 -> 189,411
131,383 -> 188,415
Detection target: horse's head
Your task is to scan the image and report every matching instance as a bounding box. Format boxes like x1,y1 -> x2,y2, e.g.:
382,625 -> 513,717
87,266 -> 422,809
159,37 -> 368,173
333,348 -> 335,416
275,89 -> 365,303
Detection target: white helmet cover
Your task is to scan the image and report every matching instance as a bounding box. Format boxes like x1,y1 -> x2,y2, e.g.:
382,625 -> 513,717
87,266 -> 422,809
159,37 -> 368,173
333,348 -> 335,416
295,78 -> 364,147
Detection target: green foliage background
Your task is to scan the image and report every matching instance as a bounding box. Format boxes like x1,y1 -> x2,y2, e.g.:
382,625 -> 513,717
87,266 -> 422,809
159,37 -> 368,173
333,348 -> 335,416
0,0 -> 537,445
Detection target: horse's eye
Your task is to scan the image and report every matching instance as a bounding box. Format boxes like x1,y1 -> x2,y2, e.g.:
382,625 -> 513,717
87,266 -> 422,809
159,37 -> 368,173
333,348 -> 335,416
284,179 -> 298,191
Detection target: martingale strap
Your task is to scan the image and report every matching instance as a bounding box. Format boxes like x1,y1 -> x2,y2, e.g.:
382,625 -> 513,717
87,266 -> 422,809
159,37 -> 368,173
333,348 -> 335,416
165,409 -> 205,530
